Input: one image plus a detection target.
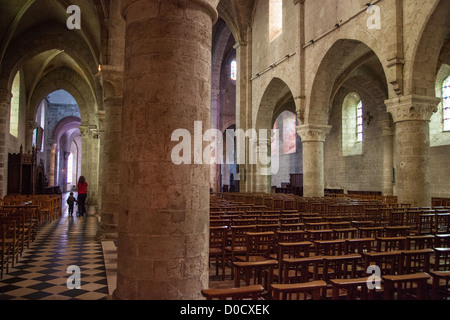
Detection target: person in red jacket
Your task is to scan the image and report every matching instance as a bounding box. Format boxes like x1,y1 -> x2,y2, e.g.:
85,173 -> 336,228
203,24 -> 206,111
77,176 -> 88,217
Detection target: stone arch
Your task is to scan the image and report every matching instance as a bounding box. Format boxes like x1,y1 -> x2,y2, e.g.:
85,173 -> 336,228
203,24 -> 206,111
307,39 -> 387,126
410,0 -> 450,97
28,67 -> 97,127
256,77 -> 295,131
0,21 -> 101,105
52,116 -> 82,143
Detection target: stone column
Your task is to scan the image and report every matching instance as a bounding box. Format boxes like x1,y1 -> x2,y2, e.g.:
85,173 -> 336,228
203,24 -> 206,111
115,0 -> 217,300
378,119 -> 394,196
0,90 -> 12,197
253,138 -> 272,193
297,124 -> 331,198
385,95 -> 440,207
97,66 -> 123,240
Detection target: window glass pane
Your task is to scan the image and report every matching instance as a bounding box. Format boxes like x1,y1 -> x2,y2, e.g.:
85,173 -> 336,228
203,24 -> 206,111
443,77 -> 450,131
356,100 -> 363,142
231,60 -> 237,81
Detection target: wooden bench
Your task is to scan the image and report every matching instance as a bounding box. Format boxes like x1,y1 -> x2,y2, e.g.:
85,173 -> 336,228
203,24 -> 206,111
270,280 -> 327,300
201,285 -> 264,300
382,273 -> 430,300
329,277 -> 379,300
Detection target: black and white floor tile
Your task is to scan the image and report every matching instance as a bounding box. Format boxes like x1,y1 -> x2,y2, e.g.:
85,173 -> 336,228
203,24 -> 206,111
0,195 -> 111,300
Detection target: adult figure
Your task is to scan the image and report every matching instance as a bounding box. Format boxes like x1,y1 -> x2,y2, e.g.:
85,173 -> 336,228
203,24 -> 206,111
77,176 -> 88,216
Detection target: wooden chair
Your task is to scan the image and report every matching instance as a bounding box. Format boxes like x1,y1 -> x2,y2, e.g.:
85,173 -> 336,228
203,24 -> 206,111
306,229 -> 333,242
274,242 -> 312,283
405,235 -> 435,250
322,254 -> 362,299
385,226 -> 410,237
0,222 -> 12,278
270,280 -> 327,300
399,249 -> 433,274
233,260 -> 278,297
280,256 -> 324,284
429,271 -> 450,300
382,273 -> 430,300
358,226 -> 384,239
279,223 -> 304,231
238,232 -> 275,262
417,214 -> 435,235
313,240 -> 346,257
364,208 -> 381,226
364,251 -> 402,276
434,248 -> 450,271
276,230 -> 305,243
435,213 -> 450,234
209,226 -> 228,280
225,225 -> 256,279
345,238 -> 374,255
332,228 -> 358,240
330,277 -> 378,300
201,285 -> 264,300
376,237 -> 406,252
435,234 -> 450,247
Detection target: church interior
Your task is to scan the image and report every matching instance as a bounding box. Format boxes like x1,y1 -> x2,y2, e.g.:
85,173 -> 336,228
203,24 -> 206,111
0,0 -> 449,301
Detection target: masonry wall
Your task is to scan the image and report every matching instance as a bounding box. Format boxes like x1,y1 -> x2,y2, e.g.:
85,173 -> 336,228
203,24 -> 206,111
251,0 -> 300,129
324,87 -> 384,193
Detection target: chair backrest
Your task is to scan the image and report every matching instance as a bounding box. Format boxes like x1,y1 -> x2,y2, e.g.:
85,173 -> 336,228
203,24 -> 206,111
399,249 -> 433,274
209,226 -> 228,250
230,225 -> 256,247
276,230 -> 305,243
314,240 -> 346,256
322,254 -> 361,283
245,232 -> 275,260
282,256 -> 324,284
434,248 -> 450,271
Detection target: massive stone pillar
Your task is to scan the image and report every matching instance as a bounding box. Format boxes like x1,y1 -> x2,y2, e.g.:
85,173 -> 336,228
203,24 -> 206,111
0,90 -> 11,197
115,0 -> 217,300
386,95 -> 440,207
98,66 -> 123,240
297,124 -> 331,198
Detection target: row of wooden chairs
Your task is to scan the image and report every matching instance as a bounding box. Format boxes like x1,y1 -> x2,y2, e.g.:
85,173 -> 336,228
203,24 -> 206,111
0,205 -> 41,278
1,194 -> 62,223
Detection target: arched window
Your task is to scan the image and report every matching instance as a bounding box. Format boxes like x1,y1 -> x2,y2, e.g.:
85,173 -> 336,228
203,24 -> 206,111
231,60 -> 237,81
443,76 -> 450,131
342,92 -> 363,156
269,0 -> 283,42
10,72 -> 20,137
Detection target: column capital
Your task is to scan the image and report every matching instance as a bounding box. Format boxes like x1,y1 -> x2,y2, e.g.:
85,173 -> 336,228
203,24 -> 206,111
385,95 -> 440,123
296,124 -> 332,142
121,0 -> 218,23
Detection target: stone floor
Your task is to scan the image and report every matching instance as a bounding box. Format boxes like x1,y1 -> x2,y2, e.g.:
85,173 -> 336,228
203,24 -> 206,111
0,194 -> 236,300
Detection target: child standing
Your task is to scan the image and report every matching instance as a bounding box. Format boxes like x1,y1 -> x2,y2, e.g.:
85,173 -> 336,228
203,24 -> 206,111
67,192 -> 78,216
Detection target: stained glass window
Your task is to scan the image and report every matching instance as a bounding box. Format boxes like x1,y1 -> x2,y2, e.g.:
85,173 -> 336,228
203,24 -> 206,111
231,60 -> 237,81
356,100 -> 363,142
10,72 -> 20,137
443,76 -> 450,132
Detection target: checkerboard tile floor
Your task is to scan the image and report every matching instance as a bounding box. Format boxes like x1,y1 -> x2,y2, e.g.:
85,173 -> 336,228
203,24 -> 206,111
0,204 -> 109,300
